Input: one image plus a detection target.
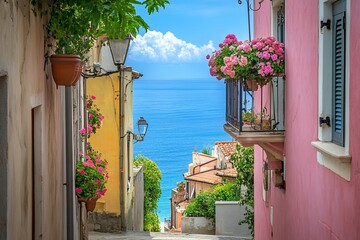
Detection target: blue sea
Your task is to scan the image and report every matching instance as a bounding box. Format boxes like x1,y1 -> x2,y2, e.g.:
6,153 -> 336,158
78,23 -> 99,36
133,78 -> 231,222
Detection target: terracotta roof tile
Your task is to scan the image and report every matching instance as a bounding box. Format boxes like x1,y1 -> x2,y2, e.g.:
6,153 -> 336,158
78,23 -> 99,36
216,168 -> 237,178
215,141 -> 237,158
184,169 -> 222,184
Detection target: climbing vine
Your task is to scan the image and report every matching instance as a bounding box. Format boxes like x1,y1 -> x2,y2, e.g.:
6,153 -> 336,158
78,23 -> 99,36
231,145 -> 254,238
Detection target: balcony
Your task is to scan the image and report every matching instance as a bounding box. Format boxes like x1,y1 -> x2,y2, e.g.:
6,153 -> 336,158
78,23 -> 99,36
224,77 -> 285,162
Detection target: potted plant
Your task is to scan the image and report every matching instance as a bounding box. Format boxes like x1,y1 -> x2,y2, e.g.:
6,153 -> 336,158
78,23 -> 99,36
176,181 -> 185,192
36,0 -> 170,86
76,95 -> 108,211
75,145 -> 109,212
207,34 -> 285,90
242,108 -> 254,125
254,107 -> 272,130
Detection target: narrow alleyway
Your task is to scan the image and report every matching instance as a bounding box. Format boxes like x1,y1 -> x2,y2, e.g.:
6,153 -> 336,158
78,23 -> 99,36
89,231 -> 251,240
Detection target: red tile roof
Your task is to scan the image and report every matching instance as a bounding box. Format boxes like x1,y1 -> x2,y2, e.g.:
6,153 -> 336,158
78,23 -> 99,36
216,168 -> 237,178
215,141 -> 237,158
184,169 -> 222,185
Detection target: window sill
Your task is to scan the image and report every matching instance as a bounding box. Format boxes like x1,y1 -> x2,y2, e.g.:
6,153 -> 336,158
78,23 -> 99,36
311,141 -> 351,181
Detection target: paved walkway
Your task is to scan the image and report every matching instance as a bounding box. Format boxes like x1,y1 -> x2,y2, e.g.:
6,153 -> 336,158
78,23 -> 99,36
89,231 -> 251,240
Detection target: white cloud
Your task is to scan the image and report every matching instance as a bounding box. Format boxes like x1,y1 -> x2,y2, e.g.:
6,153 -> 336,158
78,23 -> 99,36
129,30 -> 215,63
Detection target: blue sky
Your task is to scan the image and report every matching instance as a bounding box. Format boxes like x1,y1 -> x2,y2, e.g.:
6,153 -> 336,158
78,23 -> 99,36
126,0 -> 251,80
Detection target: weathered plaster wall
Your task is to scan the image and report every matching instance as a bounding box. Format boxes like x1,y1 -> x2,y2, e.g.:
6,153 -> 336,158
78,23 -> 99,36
254,0 -> 360,239
0,0 -> 65,239
87,74 -> 121,214
182,217 -> 215,235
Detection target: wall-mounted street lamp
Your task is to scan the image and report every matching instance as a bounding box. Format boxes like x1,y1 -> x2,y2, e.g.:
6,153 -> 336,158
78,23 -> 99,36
135,116 -> 149,142
126,116 -> 149,143
108,35 -> 133,68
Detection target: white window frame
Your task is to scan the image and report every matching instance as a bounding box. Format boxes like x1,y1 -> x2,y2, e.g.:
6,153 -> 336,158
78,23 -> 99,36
312,0 -> 351,181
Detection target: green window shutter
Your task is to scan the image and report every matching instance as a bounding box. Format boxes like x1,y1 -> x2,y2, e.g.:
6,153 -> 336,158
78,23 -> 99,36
332,0 -> 346,146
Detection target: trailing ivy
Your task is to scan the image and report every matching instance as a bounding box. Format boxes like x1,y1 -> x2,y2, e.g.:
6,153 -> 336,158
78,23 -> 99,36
231,145 -> 254,238
134,154 -> 162,232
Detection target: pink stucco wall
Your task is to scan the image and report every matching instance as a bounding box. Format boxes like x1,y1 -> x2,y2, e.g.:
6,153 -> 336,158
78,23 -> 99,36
253,0 -> 360,239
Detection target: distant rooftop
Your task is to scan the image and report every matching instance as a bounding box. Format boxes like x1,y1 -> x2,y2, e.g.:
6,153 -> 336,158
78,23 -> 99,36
215,141 -> 237,158
184,169 -> 222,185
216,168 -> 237,178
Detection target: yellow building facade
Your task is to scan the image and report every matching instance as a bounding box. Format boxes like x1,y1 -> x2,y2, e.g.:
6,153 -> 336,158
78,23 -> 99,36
86,66 -> 142,231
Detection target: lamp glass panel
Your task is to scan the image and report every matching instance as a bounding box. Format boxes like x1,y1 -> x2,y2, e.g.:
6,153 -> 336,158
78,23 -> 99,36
137,117 -> 148,137
109,38 -> 130,65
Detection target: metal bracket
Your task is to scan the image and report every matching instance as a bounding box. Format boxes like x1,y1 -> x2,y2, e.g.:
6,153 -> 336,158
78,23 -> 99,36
319,116 -> 331,127
320,19 -> 331,30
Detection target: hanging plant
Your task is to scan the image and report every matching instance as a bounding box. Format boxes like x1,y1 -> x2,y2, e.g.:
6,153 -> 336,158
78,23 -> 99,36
207,34 -> 285,87
45,0 -> 170,60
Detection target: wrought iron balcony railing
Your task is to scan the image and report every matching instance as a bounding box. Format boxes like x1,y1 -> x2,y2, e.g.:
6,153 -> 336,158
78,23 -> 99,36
225,77 -> 285,134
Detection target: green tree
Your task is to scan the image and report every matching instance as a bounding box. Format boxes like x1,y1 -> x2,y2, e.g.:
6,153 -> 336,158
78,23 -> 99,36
134,154 -> 162,232
231,145 -> 254,238
184,181 -> 239,219
32,0 -> 170,60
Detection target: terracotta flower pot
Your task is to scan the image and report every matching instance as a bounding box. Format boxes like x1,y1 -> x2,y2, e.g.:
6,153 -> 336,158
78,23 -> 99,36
246,79 -> 259,91
77,197 -> 88,203
85,197 -> 98,212
50,54 -> 84,86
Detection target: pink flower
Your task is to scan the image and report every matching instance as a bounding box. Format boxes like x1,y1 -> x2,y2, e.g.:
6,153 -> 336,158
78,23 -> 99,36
97,167 -> 104,173
79,169 -> 86,175
89,113 -> 93,118
87,125 -> 93,134
79,128 -> 86,135
96,155 -> 102,165
91,96 -> 96,100
223,34 -> 238,45
75,187 -> 82,193
242,43 -> 251,53
95,179 -> 102,184
239,56 -> 248,66
87,160 -> 95,168
79,151 -> 83,155
271,54 -> 278,61
262,51 -> 271,60
97,188 -> 107,196
82,161 -> 88,167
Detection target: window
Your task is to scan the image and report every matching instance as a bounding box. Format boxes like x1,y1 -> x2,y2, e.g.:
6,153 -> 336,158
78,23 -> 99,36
271,0 -> 285,42
272,0 -> 286,131
313,0 -> 351,181
332,0 -> 346,146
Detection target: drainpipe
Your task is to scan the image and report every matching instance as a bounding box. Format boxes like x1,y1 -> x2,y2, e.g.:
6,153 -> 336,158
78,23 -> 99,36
65,86 -> 75,239
119,67 -> 126,231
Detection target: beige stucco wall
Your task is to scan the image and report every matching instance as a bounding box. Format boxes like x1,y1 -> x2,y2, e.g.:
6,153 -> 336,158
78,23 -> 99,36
0,0 -> 66,239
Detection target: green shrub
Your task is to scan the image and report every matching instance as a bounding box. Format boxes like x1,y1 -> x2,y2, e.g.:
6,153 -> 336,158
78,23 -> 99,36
184,181 -> 239,219
134,154 -> 162,232
144,212 -> 160,232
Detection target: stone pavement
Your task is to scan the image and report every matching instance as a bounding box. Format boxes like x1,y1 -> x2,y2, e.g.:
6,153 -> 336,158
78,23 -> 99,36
89,231 -> 251,240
